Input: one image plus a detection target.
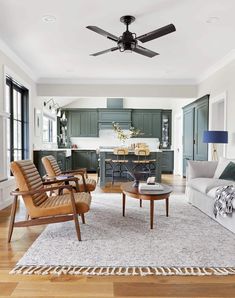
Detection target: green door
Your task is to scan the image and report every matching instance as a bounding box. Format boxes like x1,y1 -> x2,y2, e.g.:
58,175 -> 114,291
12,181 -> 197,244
183,107 -> 194,176
194,100 -> 208,161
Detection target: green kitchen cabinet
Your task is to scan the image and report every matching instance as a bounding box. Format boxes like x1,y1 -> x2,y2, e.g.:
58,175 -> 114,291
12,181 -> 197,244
69,111 -> 81,137
98,109 -> 132,130
161,110 -> 172,149
33,150 -> 67,177
72,150 -> 98,172
132,109 -> 162,138
152,111 -> 162,138
161,150 -> 174,173
66,109 -> 98,137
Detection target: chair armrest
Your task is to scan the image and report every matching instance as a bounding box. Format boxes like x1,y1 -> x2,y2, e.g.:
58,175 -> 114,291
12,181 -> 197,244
187,160 -> 218,181
61,168 -> 88,178
11,184 -> 74,197
43,177 -> 80,192
73,172 -> 88,192
43,177 -> 78,184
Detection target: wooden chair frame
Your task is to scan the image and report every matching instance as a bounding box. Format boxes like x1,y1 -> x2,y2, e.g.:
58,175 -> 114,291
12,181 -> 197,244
8,177 -> 86,243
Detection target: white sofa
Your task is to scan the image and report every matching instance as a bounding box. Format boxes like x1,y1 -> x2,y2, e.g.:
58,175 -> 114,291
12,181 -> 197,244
186,159 -> 235,234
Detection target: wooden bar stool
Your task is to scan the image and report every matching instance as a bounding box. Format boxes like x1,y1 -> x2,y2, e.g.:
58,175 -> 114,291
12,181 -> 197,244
132,147 -> 156,178
111,147 -> 129,184
132,147 -> 156,207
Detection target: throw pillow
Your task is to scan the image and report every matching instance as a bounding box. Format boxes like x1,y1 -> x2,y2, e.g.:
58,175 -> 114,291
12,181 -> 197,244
213,157 -> 235,178
219,162 -> 235,181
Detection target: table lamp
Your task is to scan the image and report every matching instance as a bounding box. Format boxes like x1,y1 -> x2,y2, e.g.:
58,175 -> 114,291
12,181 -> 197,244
203,130 -> 228,160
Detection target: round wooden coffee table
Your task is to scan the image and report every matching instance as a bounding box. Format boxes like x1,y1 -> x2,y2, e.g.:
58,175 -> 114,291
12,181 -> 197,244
121,182 -> 173,229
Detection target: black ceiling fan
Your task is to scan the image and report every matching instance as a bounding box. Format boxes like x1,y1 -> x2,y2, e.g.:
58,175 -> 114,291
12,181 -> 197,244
86,15 -> 176,58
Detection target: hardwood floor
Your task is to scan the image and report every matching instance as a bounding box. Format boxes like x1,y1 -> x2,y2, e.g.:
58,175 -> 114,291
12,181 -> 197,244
0,174 -> 235,297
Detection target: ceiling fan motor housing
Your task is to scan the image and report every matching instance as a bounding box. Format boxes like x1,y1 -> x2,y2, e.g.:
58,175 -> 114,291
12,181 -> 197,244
118,31 -> 137,52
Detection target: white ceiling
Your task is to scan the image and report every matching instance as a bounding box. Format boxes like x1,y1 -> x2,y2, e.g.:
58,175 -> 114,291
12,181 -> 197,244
0,0 -> 235,83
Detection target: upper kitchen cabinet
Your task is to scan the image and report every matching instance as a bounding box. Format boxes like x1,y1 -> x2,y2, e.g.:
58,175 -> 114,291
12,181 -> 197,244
132,109 -> 161,138
161,110 -> 172,149
66,109 -> 98,137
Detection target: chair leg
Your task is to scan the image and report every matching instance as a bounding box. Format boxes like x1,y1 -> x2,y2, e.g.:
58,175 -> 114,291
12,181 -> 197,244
25,213 -> 29,221
70,192 -> 81,241
73,214 -> 81,241
8,196 -> 18,243
81,214 -> 85,224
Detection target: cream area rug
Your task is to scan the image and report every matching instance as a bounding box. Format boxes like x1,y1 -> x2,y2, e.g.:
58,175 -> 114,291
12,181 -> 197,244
11,193 -> 235,276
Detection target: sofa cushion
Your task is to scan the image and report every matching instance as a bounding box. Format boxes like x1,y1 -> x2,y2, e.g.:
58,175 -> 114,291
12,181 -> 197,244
213,157 -> 235,178
188,178 -> 235,194
219,162 -> 235,181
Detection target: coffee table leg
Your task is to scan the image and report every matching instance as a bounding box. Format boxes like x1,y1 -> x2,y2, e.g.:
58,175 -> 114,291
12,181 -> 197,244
166,197 -> 169,217
122,193 -> 126,217
150,200 -> 154,229
140,199 -> 142,208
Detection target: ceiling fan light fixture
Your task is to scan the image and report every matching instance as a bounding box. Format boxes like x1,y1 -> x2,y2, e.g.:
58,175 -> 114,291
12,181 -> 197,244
42,15 -> 56,23
87,15 -> 175,58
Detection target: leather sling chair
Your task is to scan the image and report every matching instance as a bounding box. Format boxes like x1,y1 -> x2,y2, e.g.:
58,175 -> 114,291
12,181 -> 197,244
42,155 -> 96,193
8,160 -> 91,242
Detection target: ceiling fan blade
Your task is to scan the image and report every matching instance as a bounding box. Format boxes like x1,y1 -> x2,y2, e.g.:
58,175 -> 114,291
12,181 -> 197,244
137,24 -> 176,43
90,47 -> 119,56
86,26 -> 119,42
133,45 -> 159,58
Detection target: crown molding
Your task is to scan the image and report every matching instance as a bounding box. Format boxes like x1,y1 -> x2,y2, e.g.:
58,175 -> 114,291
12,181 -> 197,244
36,77 -> 198,86
0,37 -> 37,82
196,49 -> 235,84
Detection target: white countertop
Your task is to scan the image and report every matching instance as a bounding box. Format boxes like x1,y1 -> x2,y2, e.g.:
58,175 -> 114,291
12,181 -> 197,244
34,148 -> 172,152
99,148 -> 163,153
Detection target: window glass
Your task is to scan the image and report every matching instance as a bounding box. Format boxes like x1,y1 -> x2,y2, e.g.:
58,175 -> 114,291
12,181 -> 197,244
6,77 -> 29,169
43,114 -> 56,143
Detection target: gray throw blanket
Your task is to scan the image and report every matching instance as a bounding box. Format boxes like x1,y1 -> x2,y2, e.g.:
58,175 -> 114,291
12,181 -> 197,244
214,185 -> 235,218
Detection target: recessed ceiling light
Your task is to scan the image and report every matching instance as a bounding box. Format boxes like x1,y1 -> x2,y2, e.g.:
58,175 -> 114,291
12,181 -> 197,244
42,15 -> 56,23
206,16 -> 219,24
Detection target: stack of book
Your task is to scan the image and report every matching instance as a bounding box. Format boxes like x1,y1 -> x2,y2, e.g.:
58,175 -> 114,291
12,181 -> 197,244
138,183 -> 164,192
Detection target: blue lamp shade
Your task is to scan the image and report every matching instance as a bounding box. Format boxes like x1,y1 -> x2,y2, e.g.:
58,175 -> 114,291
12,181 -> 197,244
203,130 -> 228,144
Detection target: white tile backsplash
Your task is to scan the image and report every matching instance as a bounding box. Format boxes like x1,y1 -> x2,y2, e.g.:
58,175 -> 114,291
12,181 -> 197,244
70,130 -> 160,151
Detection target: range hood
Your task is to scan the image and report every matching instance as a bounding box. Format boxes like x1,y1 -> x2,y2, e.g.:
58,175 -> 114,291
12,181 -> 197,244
107,98 -> 123,109
98,107 -> 131,130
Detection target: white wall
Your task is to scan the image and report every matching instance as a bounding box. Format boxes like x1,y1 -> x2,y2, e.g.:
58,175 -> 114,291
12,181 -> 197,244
198,60 -> 235,159
0,46 -> 37,208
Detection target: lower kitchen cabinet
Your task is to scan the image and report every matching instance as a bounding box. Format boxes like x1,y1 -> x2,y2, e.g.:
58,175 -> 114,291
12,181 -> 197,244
72,150 -> 98,172
34,149 -> 98,177
33,150 -> 69,177
161,150 -> 174,174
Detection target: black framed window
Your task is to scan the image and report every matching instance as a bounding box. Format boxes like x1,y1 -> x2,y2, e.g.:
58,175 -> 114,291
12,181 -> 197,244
6,77 -> 29,164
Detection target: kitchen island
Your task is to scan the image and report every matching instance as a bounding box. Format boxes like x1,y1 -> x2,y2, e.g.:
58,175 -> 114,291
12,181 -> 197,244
99,148 -> 162,187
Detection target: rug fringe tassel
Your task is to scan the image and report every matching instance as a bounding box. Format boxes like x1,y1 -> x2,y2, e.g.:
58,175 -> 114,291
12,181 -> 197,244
9,266 -> 235,276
